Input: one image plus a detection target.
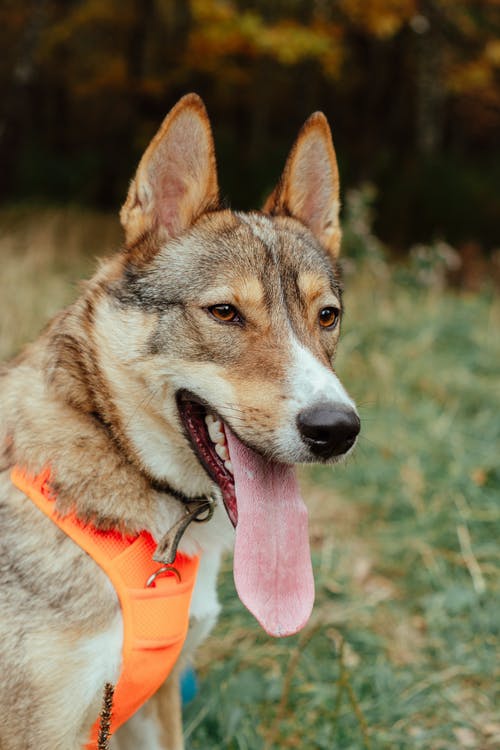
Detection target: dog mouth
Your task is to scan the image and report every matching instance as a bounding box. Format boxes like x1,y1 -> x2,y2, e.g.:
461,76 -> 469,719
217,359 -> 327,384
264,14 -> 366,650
177,393 -> 237,526
176,389 -> 315,638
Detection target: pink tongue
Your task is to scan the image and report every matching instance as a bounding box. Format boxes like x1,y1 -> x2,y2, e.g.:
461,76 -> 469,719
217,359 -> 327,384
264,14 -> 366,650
225,429 -> 314,637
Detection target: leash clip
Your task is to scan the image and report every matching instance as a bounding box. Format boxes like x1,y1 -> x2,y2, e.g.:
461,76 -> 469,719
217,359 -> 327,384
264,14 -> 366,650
153,496 -> 215,565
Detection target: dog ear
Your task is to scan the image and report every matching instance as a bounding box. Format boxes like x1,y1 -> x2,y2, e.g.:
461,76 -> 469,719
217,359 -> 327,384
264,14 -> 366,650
263,112 -> 341,258
120,93 -> 219,247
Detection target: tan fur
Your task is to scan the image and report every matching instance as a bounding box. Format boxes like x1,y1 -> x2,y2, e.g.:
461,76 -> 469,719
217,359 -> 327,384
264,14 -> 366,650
297,271 -> 341,307
120,93 -> 219,248
0,94 -> 353,749
263,113 -> 341,257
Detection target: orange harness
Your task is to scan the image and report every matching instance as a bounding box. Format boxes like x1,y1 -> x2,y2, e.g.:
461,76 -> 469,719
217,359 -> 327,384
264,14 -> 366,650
10,466 -> 199,748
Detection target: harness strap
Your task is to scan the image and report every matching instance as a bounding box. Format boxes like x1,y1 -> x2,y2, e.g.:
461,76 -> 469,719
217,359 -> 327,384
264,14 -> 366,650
10,466 -> 199,748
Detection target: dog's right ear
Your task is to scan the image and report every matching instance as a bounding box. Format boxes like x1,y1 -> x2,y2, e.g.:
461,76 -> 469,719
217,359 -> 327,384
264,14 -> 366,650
120,93 -> 219,248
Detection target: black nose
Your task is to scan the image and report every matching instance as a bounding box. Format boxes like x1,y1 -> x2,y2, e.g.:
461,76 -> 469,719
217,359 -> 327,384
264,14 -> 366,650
297,403 -> 360,459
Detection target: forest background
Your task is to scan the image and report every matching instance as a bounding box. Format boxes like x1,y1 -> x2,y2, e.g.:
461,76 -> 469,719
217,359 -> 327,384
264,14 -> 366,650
0,2 -> 499,749
1,0 -> 499,267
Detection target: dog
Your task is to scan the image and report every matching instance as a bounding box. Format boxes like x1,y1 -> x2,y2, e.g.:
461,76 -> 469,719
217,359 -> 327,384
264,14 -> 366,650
0,93 -> 359,749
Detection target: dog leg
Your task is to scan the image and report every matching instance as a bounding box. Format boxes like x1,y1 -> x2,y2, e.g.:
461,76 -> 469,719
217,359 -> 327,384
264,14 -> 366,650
113,669 -> 183,750
111,703 -> 166,750
155,669 -> 184,750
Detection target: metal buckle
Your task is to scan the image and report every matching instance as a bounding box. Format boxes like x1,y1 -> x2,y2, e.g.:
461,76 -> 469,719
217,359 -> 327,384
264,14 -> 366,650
145,565 -> 181,588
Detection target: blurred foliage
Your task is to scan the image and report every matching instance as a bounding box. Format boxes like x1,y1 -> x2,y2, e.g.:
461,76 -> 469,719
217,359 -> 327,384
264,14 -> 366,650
0,0 -> 499,251
340,183 -> 387,267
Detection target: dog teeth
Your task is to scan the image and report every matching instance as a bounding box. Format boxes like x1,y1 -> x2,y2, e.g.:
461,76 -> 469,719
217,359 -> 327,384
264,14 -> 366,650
215,443 -> 229,461
205,414 -> 225,445
205,413 -> 232,469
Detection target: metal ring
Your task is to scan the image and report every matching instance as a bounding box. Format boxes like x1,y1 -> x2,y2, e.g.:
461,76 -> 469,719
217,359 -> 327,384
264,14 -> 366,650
145,565 -> 181,588
192,500 -> 215,523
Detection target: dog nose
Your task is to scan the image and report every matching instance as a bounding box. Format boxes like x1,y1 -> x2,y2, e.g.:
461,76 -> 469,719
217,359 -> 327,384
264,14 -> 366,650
297,403 -> 360,459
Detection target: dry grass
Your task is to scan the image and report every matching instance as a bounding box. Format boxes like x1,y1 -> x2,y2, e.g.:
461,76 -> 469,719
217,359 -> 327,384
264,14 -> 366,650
0,205 -> 121,359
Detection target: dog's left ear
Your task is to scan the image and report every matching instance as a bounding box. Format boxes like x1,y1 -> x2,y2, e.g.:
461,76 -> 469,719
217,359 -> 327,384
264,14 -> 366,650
121,93 -> 219,247
263,112 -> 340,258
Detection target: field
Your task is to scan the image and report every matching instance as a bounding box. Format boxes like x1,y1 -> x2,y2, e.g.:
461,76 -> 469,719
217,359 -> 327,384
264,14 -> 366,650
1,208 -> 498,749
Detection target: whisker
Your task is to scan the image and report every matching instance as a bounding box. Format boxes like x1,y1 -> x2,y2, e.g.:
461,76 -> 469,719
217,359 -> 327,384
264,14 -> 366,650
121,384 -> 164,433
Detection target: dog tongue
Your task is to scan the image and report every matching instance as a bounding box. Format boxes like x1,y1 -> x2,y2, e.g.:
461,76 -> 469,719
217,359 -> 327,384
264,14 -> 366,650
225,428 -> 314,637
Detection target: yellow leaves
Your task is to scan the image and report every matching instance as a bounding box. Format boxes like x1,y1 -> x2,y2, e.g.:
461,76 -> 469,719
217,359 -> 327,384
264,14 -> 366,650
259,23 -> 322,65
433,5 -> 500,135
191,0 -> 234,25
187,0 -> 343,77
254,19 -> 343,78
485,39 -> 500,67
448,59 -> 494,94
339,0 -> 416,39
13,0 -> 499,134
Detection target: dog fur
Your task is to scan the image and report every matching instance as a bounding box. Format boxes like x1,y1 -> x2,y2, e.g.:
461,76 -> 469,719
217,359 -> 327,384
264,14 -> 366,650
0,94 -> 358,749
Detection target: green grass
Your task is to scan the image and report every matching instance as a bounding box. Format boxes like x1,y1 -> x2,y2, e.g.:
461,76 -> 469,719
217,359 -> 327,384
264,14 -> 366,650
185,269 -> 500,749
1,209 -> 498,749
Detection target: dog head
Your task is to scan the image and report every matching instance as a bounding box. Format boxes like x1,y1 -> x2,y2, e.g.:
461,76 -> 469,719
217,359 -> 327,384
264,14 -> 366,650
95,94 -> 359,635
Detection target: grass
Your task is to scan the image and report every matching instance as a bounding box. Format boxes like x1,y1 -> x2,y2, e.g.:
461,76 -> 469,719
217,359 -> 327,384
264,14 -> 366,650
1,207 -> 498,749
0,205 -> 121,360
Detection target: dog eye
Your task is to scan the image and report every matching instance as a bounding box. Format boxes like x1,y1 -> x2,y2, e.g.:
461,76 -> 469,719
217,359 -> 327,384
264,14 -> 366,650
319,306 -> 340,329
208,304 -> 242,324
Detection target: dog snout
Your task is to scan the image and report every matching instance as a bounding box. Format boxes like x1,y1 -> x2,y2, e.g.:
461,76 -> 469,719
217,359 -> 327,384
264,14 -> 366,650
296,403 -> 360,459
